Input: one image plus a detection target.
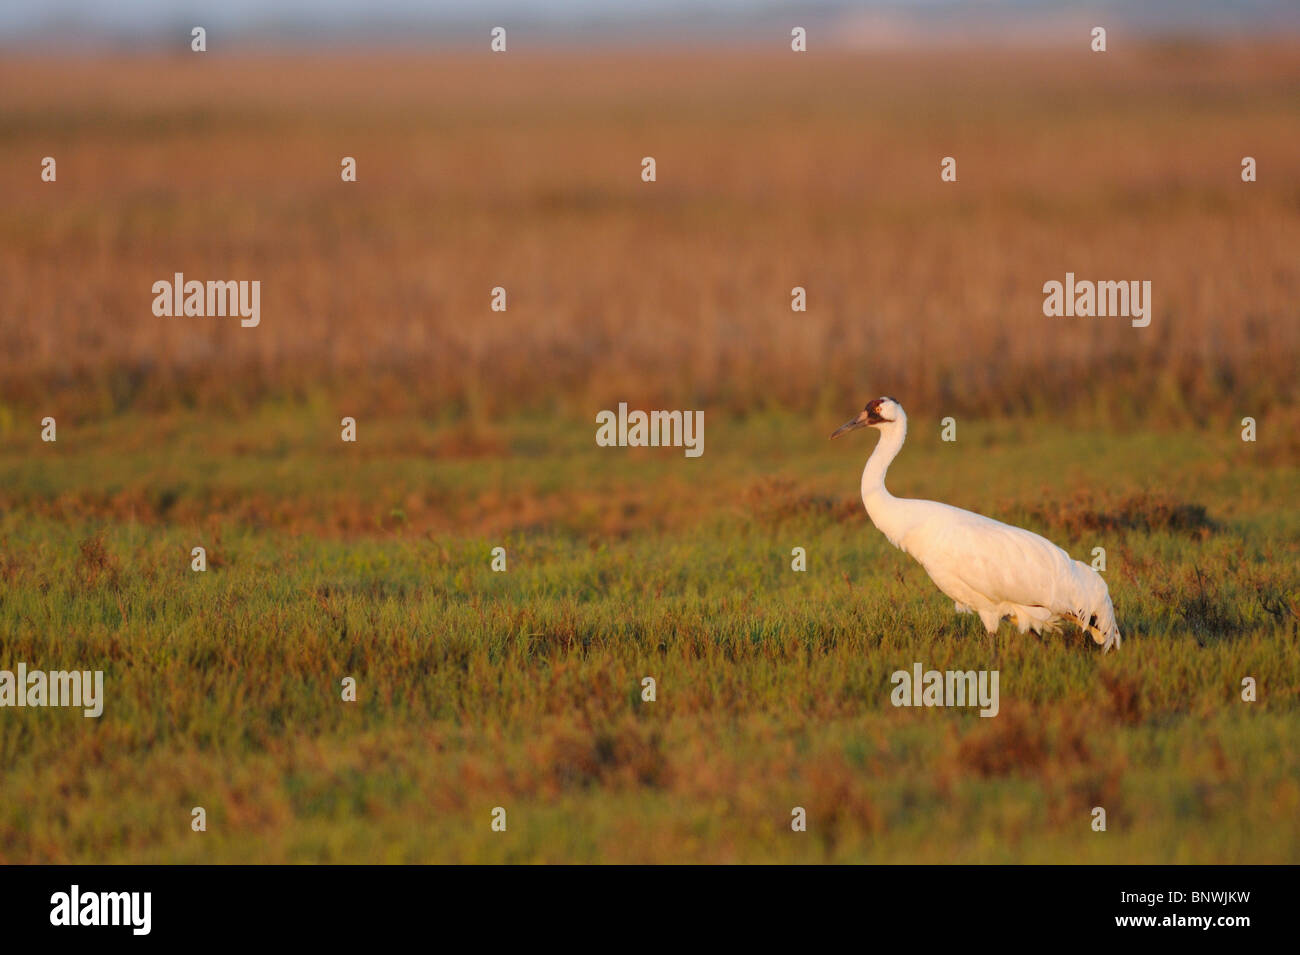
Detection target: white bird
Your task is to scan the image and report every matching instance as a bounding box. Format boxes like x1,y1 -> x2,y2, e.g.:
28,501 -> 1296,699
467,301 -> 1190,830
831,397 -> 1121,651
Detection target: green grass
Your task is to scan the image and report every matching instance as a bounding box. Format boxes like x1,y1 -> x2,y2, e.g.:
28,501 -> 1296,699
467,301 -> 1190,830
0,407 -> 1296,862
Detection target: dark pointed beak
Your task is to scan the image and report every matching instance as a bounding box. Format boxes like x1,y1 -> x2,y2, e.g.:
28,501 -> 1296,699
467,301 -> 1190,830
830,415 -> 868,439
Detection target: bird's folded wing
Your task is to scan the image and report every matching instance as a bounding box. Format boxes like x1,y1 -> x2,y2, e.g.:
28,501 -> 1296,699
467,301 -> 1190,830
909,507 -> 1080,609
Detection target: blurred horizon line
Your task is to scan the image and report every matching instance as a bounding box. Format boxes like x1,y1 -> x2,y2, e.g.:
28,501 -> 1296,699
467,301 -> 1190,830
4,1 -> 1300,53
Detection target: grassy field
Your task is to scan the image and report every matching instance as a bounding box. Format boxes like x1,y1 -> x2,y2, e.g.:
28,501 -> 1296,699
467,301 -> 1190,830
0,408 -> 1296,862
0,44 -> 1298,862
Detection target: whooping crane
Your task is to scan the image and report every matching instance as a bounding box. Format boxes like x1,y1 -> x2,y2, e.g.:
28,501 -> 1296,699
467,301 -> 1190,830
831,397 -> 1121,652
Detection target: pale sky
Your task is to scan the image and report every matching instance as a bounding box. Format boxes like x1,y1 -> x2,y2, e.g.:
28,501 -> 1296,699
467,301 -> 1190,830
3,0 -> 1297,43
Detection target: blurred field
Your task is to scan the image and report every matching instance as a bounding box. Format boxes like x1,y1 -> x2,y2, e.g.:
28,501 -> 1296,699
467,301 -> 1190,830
1,43 -> 1299,422
0,44 -> 1298,863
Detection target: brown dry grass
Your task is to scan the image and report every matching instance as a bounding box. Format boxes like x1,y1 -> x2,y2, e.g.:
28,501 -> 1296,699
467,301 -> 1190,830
1,43 -> 1298,424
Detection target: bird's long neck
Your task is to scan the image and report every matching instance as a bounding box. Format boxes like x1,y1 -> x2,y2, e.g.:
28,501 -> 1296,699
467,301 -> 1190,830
861,419 -> 907,527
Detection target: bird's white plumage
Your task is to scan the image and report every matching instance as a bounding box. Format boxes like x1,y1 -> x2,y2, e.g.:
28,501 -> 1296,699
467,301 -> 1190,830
835,397 -> 1121,651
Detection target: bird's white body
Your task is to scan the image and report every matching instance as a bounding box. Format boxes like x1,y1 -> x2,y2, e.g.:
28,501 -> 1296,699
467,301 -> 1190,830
837,398 -> 1121,651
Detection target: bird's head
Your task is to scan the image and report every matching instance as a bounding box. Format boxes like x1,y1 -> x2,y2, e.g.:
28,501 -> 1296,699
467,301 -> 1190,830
830,396 -> 903,439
